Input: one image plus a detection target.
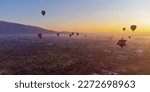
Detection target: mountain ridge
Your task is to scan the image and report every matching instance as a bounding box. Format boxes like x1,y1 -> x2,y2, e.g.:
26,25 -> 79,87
0,20 -> 56,34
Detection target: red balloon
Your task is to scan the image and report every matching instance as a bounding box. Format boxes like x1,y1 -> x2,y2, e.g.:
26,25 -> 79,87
117,38 -> 127,48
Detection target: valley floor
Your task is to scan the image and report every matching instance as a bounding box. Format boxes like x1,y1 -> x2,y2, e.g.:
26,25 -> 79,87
0,33 -> 150,75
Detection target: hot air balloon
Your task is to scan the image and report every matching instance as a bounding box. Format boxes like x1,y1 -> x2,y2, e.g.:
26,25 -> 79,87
117,38 -> 127,48
69,34 -> 72,37
77,33 -> 79,36
41,10 -> 46,16
71,32 -> 74,35
122,27 -> 126,31
38,33 -> 42,39
130,25 -> 137,31
57,33 -> 59,37
128,36 -> 131,39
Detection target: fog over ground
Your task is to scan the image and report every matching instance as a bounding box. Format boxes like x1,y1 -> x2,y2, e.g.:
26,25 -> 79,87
0,32 -> 149,75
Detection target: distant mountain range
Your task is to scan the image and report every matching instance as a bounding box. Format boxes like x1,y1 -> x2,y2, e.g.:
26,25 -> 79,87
0,21 -> 56,34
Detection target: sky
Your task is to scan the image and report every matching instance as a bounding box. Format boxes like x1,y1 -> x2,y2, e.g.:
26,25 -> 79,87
0,0 -> 150,33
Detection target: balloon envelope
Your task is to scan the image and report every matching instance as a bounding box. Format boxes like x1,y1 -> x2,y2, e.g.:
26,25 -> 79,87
38,33 -> 42,39
117,39 -> 127,48
71,32 -> 74,35
41,10 -> 46,16
128,36 -> 131,39
123,28 -> 126,31
69,34 -> 72,37
77,33 -> 79,36
130,25 -> 137,31
57,33 -> 59,37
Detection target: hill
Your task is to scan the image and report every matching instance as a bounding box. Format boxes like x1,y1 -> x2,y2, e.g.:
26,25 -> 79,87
0,21 -> 56,34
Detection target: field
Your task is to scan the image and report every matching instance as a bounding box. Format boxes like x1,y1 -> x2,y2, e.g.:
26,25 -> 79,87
0,33 -> 150,75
